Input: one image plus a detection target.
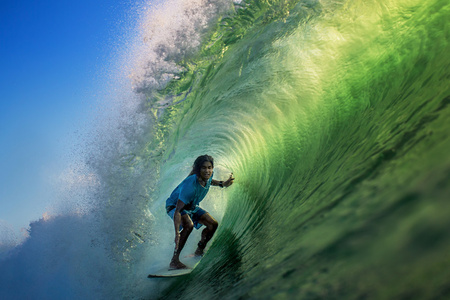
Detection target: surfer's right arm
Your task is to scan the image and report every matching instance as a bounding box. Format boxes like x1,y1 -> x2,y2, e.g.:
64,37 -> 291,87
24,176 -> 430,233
173,199 -> 186,250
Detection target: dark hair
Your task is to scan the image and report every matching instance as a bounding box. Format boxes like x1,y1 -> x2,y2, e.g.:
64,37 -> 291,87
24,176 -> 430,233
189,155 -> 214,176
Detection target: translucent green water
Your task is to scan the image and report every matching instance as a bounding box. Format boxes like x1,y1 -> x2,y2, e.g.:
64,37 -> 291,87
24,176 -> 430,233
150,0 -> 449,298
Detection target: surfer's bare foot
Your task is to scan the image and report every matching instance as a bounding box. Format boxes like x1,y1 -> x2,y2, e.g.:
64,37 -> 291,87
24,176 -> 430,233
195,240 -> 206,256
169,259 -> 188,270
194,247 -> 204,257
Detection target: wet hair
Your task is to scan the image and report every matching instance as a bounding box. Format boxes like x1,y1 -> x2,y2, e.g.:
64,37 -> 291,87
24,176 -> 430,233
189,155 -> 214,176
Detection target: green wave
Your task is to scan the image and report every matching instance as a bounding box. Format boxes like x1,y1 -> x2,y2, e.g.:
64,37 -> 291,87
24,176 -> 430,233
147,0 -> 450,298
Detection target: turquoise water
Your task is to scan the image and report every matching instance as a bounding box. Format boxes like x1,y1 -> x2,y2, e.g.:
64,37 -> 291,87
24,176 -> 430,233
0,0 -> 448,299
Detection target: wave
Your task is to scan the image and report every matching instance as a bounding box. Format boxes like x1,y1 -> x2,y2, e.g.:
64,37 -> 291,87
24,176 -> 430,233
1,0 -> 449,299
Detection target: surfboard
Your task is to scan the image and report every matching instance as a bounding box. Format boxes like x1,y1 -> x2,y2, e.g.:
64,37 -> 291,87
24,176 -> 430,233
147,267 -> 193,278
147,255 -> 202,278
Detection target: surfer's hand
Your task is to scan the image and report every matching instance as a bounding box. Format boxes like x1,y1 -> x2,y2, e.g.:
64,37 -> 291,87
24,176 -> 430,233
224,173 -> 235,187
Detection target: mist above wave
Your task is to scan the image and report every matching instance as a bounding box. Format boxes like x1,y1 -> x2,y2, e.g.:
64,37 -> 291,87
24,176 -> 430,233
129,0 -> 233,94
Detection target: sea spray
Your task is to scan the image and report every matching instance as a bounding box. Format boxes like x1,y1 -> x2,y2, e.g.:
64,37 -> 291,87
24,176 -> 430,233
0,0 -> 235,299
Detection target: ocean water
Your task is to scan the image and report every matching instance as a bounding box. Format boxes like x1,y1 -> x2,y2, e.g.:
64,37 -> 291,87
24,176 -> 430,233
1,0 -> 449,299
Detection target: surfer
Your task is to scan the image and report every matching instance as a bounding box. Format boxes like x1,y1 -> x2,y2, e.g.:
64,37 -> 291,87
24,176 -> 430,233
166,154 -> 234,269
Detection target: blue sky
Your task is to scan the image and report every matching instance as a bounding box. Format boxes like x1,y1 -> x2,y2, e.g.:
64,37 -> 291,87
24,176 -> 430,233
0,0 -> 140,238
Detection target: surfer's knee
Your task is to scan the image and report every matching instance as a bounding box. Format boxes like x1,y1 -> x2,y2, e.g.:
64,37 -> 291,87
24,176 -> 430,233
186,222 -> 194,232
183,220 -> 194,232
202,213 -> 218,231
209,219 -> 218,232
180,214 -> 194,232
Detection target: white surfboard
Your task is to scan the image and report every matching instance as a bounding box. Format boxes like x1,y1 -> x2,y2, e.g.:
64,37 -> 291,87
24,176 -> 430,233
147,267 -> 193,278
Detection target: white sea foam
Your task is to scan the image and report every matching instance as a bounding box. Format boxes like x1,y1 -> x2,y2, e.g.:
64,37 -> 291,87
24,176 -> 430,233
129,0 -> 232,94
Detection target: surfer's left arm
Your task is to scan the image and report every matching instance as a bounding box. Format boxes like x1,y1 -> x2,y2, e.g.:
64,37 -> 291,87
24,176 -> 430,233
211,173 -> 235,188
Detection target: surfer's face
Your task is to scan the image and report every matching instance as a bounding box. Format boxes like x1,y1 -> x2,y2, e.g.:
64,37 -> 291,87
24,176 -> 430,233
199,161 -> 213,181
